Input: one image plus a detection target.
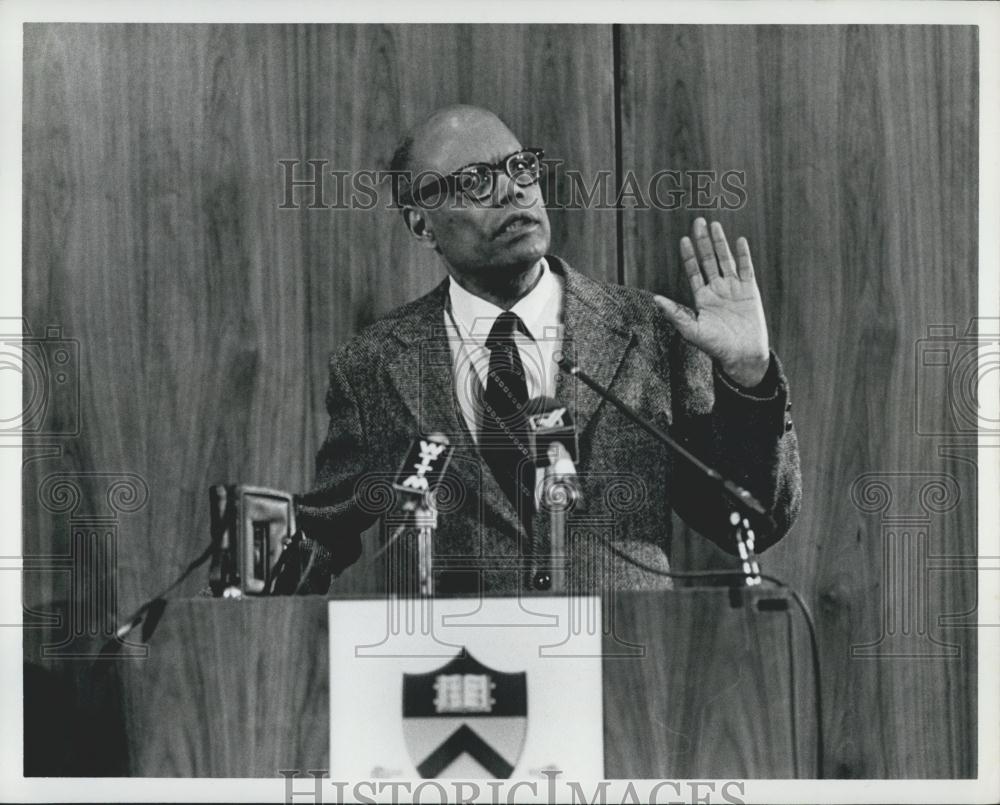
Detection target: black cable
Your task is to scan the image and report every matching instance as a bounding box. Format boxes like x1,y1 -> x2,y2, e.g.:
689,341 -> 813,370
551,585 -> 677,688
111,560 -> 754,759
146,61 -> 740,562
785,604 -> 800,777
111,542 -> 215,642
778,579 -> 825,780
267,534 -> 305,595
593,534 -> 825,779
292,536 -> 322,595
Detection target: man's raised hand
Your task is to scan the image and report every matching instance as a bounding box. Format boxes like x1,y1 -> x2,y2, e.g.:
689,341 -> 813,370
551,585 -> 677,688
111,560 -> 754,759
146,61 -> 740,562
654,217 -> 770,388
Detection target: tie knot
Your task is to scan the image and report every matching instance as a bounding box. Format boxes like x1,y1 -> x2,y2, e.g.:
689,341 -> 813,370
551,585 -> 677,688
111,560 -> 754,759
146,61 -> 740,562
485,311 -> 526,349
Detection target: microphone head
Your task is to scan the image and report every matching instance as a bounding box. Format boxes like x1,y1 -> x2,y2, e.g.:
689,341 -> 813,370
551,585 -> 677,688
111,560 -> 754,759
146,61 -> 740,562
393,433 -> 454,497
526,396 -> 573,423
526,396 -> 578,464
526,395 -> 571,425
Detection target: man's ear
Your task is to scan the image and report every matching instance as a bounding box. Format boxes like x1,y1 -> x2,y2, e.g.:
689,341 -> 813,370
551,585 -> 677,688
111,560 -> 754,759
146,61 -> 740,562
401,207 -> 438,250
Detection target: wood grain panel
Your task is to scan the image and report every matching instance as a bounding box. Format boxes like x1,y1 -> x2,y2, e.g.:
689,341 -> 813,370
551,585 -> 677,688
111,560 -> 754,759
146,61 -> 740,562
603,589 -> 799,778
114,597 -> 329,776
619,24 -> 978,778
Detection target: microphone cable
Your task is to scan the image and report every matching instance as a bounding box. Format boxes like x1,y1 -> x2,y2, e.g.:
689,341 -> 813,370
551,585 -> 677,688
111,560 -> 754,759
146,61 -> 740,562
592,533 -> 825,779
106,541 -> 215,647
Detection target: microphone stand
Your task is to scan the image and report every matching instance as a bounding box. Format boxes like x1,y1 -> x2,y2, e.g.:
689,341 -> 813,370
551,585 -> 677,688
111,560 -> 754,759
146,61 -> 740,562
557,356 -> 767,585
535,442 -> 580,593
377,492 -> 439,598
408,492 -> 439,598
388,433 -> 453,598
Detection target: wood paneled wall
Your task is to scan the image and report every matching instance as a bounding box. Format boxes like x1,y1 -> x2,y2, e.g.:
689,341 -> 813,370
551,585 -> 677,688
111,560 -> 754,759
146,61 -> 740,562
22,24 -> 977,778
618,25 -> 978,778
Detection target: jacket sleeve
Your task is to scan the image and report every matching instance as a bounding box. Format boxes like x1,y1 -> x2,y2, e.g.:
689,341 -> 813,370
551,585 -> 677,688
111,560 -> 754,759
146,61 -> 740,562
666,331 -> 802,555
294,355 -> 381,576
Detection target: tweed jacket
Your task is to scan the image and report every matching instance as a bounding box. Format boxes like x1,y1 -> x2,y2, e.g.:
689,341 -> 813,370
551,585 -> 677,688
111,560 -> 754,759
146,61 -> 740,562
296,256 -> 801,594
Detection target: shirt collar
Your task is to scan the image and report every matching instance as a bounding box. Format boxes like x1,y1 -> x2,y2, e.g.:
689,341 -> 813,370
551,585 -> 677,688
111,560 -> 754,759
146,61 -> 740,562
447,257 -> 561,344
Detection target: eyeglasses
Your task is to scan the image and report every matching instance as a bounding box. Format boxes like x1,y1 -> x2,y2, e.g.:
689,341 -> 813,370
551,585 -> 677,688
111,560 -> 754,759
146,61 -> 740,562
406,147 -> 544,206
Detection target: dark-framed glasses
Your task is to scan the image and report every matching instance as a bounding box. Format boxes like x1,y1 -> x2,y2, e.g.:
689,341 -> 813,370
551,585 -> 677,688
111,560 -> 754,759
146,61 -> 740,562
407,147 -> 544,206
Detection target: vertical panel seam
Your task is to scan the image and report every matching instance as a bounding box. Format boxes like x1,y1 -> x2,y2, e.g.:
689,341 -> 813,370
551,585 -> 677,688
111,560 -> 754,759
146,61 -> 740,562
612,23 -> 625,286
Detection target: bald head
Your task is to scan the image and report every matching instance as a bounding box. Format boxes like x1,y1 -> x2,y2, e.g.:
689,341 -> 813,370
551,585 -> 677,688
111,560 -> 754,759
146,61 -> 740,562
390,106 -> 522,202
409,106 -> 518,176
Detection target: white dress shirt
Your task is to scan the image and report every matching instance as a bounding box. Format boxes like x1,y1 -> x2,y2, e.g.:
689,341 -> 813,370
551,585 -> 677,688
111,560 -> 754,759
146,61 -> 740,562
443,258 -> 564,441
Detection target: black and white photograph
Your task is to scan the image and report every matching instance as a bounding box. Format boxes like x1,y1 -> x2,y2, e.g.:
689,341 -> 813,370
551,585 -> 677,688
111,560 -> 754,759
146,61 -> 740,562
3,1 -> 998,802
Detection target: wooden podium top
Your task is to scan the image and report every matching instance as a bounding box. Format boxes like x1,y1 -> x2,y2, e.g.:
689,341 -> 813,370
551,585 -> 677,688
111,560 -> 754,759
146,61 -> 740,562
112,588 -> 808,778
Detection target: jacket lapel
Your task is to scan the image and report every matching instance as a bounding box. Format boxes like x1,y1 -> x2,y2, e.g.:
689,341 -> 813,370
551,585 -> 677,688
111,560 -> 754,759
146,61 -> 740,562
550,257 -> 636,438
385,278 -> 525,536
384,281 -> 462,438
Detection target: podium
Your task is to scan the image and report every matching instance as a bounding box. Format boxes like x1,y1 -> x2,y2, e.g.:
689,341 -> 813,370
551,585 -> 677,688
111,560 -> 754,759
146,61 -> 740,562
107,588 -> 811,778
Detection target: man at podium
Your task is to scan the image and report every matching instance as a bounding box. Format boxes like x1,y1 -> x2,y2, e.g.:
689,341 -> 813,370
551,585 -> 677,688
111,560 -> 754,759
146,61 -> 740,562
295,105 -> 801,595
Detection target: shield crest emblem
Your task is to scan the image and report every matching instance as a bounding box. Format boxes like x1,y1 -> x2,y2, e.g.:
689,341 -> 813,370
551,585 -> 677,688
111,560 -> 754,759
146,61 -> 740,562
402,650 -> 527,778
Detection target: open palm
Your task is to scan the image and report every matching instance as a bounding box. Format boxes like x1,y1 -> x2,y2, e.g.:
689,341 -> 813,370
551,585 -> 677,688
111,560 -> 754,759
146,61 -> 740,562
655,218 -> 770,388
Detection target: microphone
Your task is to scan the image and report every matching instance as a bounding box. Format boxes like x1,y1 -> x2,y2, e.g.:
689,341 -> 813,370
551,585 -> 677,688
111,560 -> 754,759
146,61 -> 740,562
556,355 -> 769,517
526,397 -> 580,508
556,354 -> 772,583
390,432 -> 453,596
525,398 -> 580,592
393,432 -> 453,508
526,396 -> 578,463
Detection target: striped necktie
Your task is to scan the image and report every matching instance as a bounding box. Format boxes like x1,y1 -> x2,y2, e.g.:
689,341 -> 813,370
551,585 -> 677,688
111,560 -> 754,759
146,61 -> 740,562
479,311 -> 534,529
